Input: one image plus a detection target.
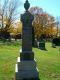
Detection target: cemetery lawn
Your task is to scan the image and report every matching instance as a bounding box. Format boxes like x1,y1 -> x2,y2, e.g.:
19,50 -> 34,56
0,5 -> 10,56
0,41 -> 60,80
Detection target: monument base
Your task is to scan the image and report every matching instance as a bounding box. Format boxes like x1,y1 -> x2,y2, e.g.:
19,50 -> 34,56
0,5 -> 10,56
20,51 -> 34,61
15,57 -> 39,80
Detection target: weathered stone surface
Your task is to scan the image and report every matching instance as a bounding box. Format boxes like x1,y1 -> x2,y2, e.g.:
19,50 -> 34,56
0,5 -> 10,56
21,11 -> 34,52
16,70 -> 39,80
15,57 -> 39,80
39,42 -> 45,50
20,51 -> 34,61
15,0 -> 39,80
17,57 -> 36,71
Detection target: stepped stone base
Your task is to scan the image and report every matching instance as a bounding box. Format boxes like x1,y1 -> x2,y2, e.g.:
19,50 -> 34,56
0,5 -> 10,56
15,57 -> 39,80
20,51 -> 34,61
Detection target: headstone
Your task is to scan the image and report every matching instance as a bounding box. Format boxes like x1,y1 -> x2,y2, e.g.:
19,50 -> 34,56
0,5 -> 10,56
15,0 -> 39,80
38,38 -> 45,50
38,35 -> 46,50
39,41 -> 45,50
34,40 -> 38,48
52,38 -> 60,46
52,43 -> 56,48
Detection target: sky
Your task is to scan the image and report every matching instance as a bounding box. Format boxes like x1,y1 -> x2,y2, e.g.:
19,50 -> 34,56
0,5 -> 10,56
20,0 -> 60,18
0,0 -> 60,21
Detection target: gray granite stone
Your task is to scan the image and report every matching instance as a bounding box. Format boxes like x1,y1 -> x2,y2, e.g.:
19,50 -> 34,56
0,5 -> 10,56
21,11 -> 34,53
15,0 -> 39,80
15,57 -> 39,80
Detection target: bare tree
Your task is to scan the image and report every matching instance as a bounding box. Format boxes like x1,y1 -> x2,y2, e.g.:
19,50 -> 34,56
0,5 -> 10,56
5,0 -> 22,30
0,0 -> 22,41
56,17 -> 60,37
0,0 -> 8,28
0,0 -> 22,29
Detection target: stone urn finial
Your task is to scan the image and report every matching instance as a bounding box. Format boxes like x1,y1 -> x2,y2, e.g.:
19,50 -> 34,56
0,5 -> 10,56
24,0 -> 30,11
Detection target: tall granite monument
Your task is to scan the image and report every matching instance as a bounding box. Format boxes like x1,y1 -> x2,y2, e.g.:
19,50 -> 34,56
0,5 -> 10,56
15,0 -> 39,80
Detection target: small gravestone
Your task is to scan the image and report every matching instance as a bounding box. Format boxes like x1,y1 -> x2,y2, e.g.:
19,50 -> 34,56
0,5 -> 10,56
15,0 -> 39,80
52,43 -> 56,48
34,40 -> 38,48
52,38 -> 60,46
38,38 -> 45,50
59,43 -> 60,51
38,35 -> 46,50
39,41 -> 45,50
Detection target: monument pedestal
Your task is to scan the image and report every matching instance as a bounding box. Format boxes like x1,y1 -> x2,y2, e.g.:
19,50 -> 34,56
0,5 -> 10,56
15,57 -> 39,80
20,51 -> 34,61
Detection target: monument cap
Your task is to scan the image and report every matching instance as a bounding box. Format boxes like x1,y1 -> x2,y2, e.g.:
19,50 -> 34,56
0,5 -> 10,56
24,0 -> 30,11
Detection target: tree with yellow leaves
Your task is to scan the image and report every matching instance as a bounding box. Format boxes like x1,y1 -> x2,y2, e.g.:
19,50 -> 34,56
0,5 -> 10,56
29,7 -> 56,40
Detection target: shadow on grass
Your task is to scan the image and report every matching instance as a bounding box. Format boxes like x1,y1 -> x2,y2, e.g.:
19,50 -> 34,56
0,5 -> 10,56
0,40 -> 22,46
39,47 -> 47,51
33,46 -> 47,51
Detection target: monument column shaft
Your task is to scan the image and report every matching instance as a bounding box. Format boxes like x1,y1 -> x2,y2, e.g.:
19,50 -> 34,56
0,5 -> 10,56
20,11 -> 34,61
22,22 -> 32,52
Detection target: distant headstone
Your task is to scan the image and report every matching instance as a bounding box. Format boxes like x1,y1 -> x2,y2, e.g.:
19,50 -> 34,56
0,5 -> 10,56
52,38 -> 60,46
39,41 -> 45,50
38,38 -> 45,50
34,40 -> 38,48
37,35 -> 46,50
52,43 -> 56,48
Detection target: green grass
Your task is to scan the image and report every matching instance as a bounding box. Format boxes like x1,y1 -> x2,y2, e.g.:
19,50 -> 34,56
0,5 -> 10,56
0,41 -> 60,80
